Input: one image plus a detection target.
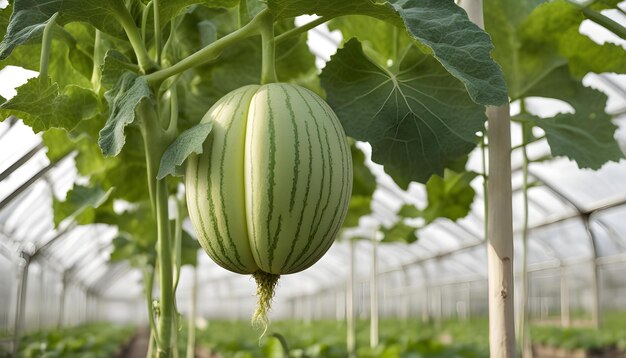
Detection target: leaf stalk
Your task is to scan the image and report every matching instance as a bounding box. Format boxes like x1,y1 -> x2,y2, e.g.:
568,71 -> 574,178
260,12 -> 278,84
39,13 -> 59,84
144,9 -> 271,84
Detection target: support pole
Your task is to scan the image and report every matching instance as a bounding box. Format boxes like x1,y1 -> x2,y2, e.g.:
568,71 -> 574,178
583,215 -> 601,328
486,104 -> 516,357
186,267 -> 197,358
401,267 -> 410,320
12,252 -> 31,358
370,233 -> 379,349
58,271 -> 68,328
459,1 -> 516,356
560,265 -> 570,327
346,239 -> 356,358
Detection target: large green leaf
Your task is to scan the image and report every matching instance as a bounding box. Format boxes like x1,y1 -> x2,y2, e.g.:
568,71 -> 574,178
321,39 -> 486,187
269,0 -> 508,105
520,66 -> 623,169
0,0 -> 127,59
485,0 -> 626,99
0,77 -> 99,133
519,1 -> 626,79
485,0 -> 625,169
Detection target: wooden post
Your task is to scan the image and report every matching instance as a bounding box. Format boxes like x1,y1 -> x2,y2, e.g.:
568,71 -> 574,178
12,253 -> 30,358
370,233 -> 379,349
560,265 -> 570,327
486,105 -> 516,357
458,1 -> 516,356
346,239 -> 356,358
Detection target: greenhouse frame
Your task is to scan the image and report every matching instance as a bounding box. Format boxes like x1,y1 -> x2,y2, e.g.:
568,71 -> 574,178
1,0 -> 626,357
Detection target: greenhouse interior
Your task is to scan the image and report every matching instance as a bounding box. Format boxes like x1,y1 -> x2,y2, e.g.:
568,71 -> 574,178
1,0 -> 626,357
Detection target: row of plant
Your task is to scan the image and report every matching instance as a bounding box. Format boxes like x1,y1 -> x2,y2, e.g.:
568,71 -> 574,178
190,319 -> 488,358
0,322 -> 135,358
188,315 -> 626,358
531,313 -> 626,353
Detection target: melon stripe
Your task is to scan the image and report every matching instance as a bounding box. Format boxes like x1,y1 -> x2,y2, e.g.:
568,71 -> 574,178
285,89 -> 334,271
283,99 -> 328,270
289,124 -> 334,271
218,91 -> 252,270
291,89 -> 352,271
192,144 -> 230,270
282,121 -> 314,269
294,91 -> 352,268
262,88 -> 279,269
288,87 -> 349,271
203,94 -> 247,272
191,98 -> 233,270
278,85 -> 301,214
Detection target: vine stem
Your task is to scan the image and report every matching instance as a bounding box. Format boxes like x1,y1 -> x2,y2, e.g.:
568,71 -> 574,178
113,2 -> 156,73
519,100 -> 532,358
145,9 -> 271,84
144,265 -> 161,348
238,0 -> 249,27
90,30 -> 104,93
39,12 -> 59,83
142,1 -> 154,43
259,12 -> 277,84
580,5 -> 626,40
274,16 -> 331,44
154,0 -> 162,65
139,102 -> 173,357
480,134 -> 488,242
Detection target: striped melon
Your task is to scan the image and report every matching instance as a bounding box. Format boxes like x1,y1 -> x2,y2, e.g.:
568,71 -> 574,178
185,83 -> 352,322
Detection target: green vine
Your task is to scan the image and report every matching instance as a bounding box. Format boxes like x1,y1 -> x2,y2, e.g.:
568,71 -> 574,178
259,12 -> 277,85
39,13 -> 59,83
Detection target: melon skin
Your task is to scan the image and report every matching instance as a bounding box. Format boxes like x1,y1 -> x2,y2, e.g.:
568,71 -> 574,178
186,83 -> 353,275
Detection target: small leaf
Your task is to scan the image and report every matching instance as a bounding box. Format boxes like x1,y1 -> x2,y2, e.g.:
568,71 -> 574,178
342,195 -> 372,229
180,229 -> 201,267
351,143 -> 377,197
398,204 -> 421,218
53,184 -> 114,227
157,122 -> 213,179
321,39 -> 486,186
524,66 -> 623,169
99,72 -> 152,157
422,170 -> 478,224
381,221 -> 418,243
101,50 -> 138,90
